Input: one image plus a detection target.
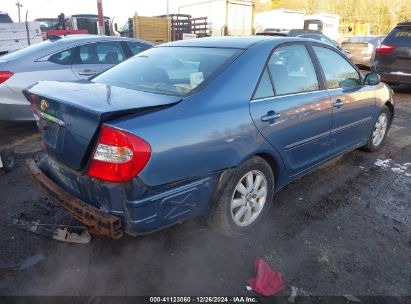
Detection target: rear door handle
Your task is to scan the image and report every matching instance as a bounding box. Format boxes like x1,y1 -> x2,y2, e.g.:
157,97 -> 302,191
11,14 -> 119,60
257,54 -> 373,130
261,110 -> 281,122
78,69 -> 97,76
333,99 -> 344,109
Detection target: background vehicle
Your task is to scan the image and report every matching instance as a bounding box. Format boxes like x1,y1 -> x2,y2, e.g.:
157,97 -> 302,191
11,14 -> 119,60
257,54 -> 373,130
0,35 -> 152,121
372,20 -> 411,85
0,12 -> 43,55
25,37 -> 393,238
304,13 -> 340,40
69,14 -> 116,36
256,29 -> 349,57
177,0 -> 254,36
254,9 -> 305,33
341,36 -> 385,69
0,11 -> 13,23
35,16 -> 88,40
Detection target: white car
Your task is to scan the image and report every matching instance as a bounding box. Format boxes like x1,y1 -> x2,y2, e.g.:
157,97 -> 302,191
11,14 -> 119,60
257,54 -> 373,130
0,35 -> 152,121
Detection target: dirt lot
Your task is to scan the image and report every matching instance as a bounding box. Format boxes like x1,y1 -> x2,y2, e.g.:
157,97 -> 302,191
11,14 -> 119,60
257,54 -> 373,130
0,86 -> 410,301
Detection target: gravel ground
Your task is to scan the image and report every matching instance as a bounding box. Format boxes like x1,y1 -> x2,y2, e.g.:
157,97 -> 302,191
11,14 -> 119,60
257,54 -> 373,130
0,86 -> 410,301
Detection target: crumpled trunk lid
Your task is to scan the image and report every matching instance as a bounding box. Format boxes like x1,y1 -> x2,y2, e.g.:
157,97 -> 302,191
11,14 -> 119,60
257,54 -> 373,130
25,80 -> 181,171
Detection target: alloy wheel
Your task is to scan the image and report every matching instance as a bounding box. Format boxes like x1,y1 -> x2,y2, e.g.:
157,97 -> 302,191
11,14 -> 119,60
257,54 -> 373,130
230,170 -> 268,227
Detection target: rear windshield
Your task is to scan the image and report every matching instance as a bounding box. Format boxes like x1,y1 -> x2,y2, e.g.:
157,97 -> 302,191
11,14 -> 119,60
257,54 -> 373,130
384,27 -> 411,46
93,46 -> 242,97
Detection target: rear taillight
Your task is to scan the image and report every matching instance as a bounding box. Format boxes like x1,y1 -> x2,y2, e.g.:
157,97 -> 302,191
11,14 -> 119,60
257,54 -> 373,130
0,71 -> 14,84
28,94 -> 40,109
87,125 -> 151,182
376,44 -> 397,54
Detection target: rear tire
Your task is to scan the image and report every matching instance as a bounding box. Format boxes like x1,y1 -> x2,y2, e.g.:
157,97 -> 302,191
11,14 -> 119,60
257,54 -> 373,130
363,106 -> 391,152
208,156 -> 274,237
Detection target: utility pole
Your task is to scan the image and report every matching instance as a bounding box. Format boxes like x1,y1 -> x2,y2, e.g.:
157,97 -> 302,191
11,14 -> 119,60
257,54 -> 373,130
16,1 -> 23,22
167,0 -> 169,18
97,0 -> 105,35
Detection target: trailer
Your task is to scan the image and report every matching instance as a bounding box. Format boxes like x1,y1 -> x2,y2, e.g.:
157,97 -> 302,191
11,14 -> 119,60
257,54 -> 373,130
255,8 -> 305,33
304,13 -> 340,40
177,0 -> 254,36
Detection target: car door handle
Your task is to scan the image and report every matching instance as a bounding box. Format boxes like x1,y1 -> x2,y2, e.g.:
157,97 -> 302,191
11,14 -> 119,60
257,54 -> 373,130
261,110 -> 281,122
333,99 -> 344,109
78,69 -> 97,76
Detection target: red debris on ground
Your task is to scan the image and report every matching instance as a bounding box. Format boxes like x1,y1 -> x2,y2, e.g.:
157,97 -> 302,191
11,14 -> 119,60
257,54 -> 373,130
247,258 -> 284,296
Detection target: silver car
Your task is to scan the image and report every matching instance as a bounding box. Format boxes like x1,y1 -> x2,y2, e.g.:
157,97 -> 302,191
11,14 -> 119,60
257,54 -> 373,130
341,36 -> 385,68
0,35 -> 152,121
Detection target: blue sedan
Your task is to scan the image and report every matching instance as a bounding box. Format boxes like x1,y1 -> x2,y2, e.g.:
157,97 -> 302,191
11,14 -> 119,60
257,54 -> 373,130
25,36 -> 394,238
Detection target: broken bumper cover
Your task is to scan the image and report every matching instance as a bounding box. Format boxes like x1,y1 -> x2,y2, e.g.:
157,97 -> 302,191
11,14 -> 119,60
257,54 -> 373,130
26,159 -> 123,239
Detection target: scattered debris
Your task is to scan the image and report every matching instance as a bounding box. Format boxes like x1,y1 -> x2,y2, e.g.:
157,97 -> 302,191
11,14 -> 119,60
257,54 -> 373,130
0,254 -> 44,280
391,167 -> 404,173
33,197 -> 54,215
287,286 -> 299,303
246,258 -> 284,297
343,294 -> 362,303
374,158 -> 391,168
11,216 -> 91,244
374,159 -> 411,177
19,254 -> 44,270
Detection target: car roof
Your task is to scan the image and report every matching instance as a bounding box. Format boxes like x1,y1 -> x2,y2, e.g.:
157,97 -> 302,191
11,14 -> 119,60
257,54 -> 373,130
47,34 -> 153,46
157,36 -> 311,49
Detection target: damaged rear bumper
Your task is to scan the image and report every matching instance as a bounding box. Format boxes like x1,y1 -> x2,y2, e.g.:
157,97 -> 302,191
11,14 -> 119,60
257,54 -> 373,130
26,159 -> 123,239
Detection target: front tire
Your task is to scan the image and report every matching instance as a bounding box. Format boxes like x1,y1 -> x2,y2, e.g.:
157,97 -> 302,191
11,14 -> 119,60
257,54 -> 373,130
209,157 -> 274,237
363,106 -> 391,152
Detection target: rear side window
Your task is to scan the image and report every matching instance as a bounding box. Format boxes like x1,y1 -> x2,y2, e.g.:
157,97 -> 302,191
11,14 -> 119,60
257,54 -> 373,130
127,41 -> 151,55
77,42 -> 125,65
384,27 -> 411,46
267,44 -> 319,96
48,48 -> 75,65
313,46 -> 361,89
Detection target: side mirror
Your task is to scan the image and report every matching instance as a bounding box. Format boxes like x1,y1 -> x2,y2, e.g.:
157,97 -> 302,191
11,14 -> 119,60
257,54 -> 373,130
363,72 -> 381,86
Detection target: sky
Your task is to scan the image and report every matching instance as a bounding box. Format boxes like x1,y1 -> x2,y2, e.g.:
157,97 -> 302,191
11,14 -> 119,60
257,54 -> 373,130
2,0 -> 197,27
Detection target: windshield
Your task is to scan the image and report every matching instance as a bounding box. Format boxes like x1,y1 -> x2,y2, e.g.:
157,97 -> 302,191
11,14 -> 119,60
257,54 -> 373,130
39,19 -> 59,30
93,46 -> 242,96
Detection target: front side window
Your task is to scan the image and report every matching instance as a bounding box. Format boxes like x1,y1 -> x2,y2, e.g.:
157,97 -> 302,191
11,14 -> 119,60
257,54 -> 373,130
313,46 -> 361,89
267,44 -> 319,96
48,48 -> 75,65
93,47 -> 242,96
